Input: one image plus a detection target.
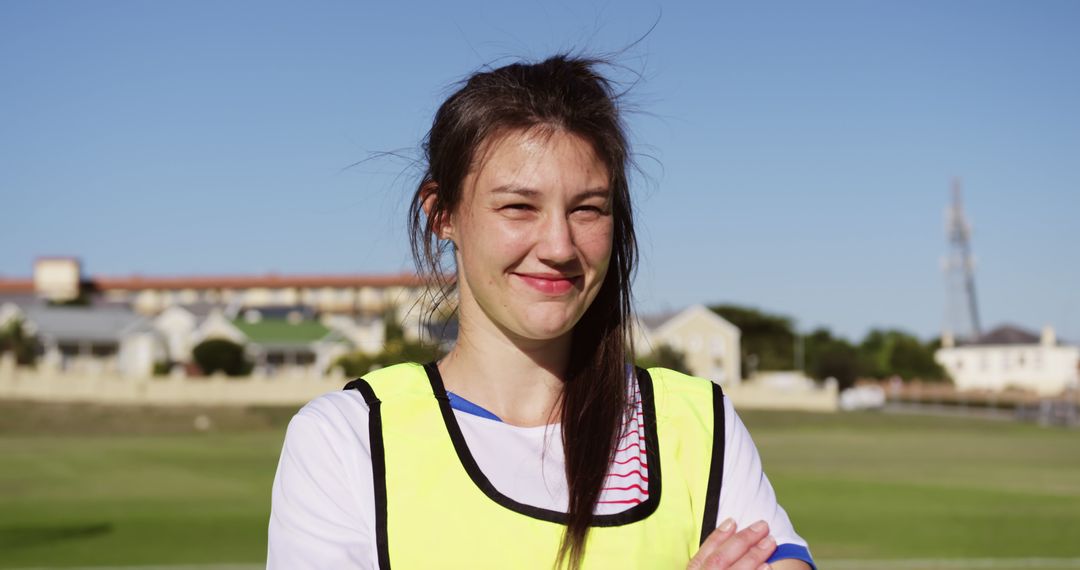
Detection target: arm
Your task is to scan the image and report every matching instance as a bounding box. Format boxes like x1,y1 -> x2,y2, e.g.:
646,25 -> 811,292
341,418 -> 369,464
716,398 -> 816,569
771,561 -> 812,570
267,395 -> 376,569
690,520 -> 813,570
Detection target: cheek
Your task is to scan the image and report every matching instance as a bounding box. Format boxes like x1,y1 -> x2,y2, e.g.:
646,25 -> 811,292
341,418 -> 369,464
577,222 -> 615,266
459,218 -> 530,275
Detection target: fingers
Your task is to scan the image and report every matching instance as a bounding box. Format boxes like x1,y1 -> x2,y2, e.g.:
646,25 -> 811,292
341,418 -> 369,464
695,520 -> 777,570
687,518 -> 737,569
727,532 -> 775,570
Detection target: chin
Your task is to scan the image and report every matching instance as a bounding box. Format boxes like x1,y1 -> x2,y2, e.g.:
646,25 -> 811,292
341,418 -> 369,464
515,309 -> 582,340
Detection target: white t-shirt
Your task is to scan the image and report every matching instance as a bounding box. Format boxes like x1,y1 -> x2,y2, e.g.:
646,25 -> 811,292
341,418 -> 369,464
267,378 -> 814,569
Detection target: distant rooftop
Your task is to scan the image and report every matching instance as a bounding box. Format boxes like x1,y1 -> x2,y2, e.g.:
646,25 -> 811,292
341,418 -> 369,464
93,272 -> 426,290
21,305 -> 152,343
0,279 -> 34,294
638,310 -> 680,330
0,272 -> 426,295
961,324 -> 1057,346
232,318 -> 333,345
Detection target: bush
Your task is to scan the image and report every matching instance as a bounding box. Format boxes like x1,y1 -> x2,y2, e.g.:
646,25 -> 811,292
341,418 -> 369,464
333,339 -> 445,378
191,339 -> 253,377
0,318 -> 37,366
636,344 -> 690,375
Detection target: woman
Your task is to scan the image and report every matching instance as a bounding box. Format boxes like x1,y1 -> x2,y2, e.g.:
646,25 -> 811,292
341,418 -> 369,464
268,55 -> 815,570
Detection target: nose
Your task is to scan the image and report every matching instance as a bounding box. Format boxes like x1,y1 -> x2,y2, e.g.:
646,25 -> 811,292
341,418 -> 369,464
535,212 -> 576,266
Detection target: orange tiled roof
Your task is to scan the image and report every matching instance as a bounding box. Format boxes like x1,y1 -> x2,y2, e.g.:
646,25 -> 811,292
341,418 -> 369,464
92,272 -> 428,290
0,279 -> 34,293
0,273 -> 429,293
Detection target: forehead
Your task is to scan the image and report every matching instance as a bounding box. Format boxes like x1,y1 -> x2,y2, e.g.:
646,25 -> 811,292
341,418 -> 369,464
466,128 -> 610,194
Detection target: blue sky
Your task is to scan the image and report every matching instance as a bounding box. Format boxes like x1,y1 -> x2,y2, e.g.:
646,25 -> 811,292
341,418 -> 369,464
2,0 -> 1077,343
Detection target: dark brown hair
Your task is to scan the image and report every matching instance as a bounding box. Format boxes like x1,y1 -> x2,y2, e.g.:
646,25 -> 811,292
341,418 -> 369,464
408,54 -> 638,569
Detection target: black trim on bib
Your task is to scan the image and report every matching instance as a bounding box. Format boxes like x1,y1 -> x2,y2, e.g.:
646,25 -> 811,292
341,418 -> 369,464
698,382 -> 726,545
422,362 -> 662,527
343,378 -> 391,570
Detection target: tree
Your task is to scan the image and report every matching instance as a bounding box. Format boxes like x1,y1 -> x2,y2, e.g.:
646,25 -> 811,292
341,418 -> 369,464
802,328 -> 862,390
383,305 -> 405,343
709,304 -> 796,376
0,318 -> 37,365
858,329 -> 947,381
635,343 -> 689,375
192,338 -> 253,377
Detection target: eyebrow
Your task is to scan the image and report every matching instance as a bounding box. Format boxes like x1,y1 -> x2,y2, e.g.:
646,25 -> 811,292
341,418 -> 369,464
490,185 -> 611,200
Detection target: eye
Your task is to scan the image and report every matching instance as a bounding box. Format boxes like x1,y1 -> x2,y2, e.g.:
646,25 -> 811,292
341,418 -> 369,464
498,203 -> 536,218
572,205 -> 608,217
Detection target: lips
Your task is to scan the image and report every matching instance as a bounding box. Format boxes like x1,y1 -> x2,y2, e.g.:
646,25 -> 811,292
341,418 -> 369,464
514,273 -> 581,295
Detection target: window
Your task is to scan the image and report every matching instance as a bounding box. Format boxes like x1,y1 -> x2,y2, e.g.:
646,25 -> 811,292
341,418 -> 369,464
91,343 -> 117,357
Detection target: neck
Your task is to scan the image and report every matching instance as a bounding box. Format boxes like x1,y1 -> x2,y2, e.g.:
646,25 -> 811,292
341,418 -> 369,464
438,312 -> 569,428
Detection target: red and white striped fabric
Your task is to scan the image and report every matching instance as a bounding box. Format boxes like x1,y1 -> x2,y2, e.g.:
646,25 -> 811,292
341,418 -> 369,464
596,383 -> 649,510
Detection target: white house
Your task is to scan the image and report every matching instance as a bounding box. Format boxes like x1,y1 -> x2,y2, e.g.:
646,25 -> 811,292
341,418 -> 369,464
635,304 -> 742,385
320,313 -> 385,354
10,303 -> 165,378
935,324 -> 1079,395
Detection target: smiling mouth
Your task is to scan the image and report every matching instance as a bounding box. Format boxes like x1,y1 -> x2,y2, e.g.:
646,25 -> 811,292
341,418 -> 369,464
513,273 -> 582,295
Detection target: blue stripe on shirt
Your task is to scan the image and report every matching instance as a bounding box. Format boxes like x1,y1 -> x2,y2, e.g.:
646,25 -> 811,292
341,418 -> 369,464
768,543 -> 816,569
447,391 -> 503,422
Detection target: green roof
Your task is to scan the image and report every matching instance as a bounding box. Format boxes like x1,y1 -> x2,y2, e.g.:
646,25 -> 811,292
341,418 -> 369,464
232,319 -> 332,344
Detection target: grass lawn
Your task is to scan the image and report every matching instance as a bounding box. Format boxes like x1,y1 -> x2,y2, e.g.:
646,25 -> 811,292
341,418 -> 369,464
1,401 -> 1079,567
738,409 -> 1080,561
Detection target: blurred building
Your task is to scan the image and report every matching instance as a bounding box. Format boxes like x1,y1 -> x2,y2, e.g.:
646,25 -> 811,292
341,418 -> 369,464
0,256 -> 430,377
635,304 -> 742,385
11,304 -> 162,377
935,324 -> 1080,395
3,257 -> 428,317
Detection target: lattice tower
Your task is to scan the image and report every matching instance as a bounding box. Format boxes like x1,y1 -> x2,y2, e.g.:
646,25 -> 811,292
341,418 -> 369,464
942,178 -> 982,343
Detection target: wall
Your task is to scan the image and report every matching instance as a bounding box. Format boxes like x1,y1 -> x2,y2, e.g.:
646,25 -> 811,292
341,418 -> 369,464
724,374 -> 839,412
0,362 -> 344,406
1,359 -> 837,411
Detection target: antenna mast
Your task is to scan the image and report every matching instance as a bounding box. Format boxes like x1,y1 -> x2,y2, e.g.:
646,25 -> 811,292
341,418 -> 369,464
943,178 -> 982,342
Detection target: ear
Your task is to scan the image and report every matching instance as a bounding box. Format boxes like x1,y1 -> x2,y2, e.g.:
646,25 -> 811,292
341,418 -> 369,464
421,181 -> 454,241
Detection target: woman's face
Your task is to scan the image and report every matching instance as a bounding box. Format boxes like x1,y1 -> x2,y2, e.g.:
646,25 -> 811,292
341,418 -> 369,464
447,128 -> 614,343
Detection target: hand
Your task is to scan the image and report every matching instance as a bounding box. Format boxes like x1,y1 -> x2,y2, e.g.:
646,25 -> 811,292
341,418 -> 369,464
687,519 -> 777,570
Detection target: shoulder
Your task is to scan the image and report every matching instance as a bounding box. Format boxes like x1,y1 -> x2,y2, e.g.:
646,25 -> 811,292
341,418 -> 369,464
640,368 -> 749,472
288,386 -> 372,446
644,366 -> 720,395
274,386 -> 376,496
289,361 -> 430,439
347,362 -> 432,401
643,367 -> 722,421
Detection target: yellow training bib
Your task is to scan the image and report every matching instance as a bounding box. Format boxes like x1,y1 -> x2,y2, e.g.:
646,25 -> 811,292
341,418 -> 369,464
345,362 -> 725,569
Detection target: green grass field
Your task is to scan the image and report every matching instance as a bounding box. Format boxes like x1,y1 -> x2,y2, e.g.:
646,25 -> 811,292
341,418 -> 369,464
2,401 -> 1079,568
